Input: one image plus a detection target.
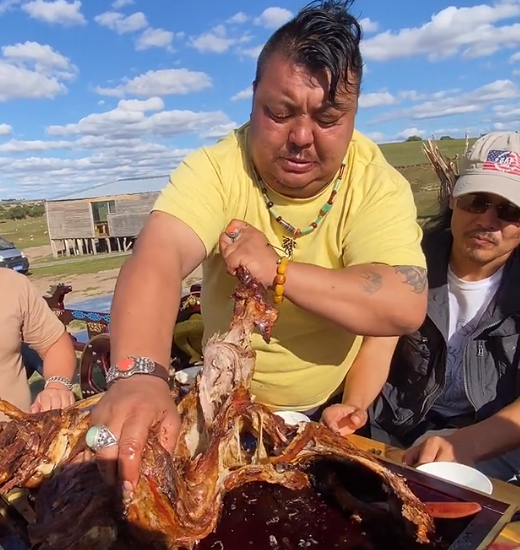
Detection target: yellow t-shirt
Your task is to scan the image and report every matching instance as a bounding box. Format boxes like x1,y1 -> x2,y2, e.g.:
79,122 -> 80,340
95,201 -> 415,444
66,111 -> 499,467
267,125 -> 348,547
154,123 -> 426,411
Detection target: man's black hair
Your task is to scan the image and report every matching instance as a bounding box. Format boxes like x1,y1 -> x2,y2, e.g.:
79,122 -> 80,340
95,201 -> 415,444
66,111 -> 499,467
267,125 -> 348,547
255,0 -> 363,106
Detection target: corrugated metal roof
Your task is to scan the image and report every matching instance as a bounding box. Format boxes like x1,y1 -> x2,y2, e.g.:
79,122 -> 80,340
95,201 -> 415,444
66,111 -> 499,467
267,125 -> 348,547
48,175 -> 170,201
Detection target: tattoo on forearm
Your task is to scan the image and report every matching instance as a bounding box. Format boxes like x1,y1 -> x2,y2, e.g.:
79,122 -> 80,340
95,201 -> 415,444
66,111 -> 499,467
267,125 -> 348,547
360,271 -> 383,294
394,265 -> 427,294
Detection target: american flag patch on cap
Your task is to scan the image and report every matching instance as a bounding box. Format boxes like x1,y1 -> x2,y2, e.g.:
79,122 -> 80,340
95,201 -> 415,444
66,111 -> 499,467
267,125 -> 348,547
483,149 -> 520,176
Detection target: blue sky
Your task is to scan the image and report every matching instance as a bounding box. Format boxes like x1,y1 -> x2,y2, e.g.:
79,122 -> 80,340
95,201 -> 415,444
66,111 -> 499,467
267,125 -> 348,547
0,0 -> 519,199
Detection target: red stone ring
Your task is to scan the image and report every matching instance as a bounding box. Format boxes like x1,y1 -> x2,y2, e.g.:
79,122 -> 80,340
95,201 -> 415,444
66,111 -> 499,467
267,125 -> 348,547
225,227 -> 241,243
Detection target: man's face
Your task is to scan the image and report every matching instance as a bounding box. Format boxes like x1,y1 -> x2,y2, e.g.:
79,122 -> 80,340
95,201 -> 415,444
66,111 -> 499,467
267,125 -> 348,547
248,52 -> 357,198
450,192 -> 520,266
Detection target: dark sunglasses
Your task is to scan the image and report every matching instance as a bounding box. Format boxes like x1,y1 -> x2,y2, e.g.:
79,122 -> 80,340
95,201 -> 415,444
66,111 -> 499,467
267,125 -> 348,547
456,193 -> 520,224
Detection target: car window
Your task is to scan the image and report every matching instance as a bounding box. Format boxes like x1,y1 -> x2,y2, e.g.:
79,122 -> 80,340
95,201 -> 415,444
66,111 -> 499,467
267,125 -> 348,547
0,236 -> 15,250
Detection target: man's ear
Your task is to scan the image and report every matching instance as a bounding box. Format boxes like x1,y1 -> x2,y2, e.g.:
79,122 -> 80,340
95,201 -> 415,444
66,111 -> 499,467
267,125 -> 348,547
252,80 -> 257,94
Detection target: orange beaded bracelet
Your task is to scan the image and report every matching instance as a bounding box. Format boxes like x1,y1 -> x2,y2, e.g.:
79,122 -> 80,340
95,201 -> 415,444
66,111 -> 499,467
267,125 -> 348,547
273,257 -> 289,304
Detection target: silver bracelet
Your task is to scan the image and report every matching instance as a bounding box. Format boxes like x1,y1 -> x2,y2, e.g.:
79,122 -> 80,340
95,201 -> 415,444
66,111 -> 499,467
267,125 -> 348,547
44,376 -> 73,391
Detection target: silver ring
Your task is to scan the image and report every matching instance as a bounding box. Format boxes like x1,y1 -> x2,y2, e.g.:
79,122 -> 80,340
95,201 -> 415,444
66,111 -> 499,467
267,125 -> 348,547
85,424 -> 118,452
226,229 -> 241,243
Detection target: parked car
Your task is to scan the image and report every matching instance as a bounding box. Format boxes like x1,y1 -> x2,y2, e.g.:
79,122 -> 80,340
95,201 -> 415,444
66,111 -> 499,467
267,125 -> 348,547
0,235 -> 30,274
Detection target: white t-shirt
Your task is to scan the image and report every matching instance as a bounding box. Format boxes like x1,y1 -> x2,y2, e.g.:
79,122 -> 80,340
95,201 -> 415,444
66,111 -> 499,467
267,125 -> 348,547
432,266 -> 504,417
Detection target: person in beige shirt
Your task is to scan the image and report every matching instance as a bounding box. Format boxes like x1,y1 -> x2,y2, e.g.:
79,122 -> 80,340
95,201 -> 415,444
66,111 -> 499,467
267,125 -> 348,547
0,268 -> 76,417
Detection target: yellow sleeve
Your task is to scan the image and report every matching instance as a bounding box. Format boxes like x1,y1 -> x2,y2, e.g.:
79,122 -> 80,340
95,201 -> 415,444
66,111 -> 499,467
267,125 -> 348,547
153,147 -> 228,255
342,166 -> 426,269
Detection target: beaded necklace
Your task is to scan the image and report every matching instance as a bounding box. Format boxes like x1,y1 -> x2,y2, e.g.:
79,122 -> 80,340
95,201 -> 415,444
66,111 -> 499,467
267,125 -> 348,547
256,162 -> 345,258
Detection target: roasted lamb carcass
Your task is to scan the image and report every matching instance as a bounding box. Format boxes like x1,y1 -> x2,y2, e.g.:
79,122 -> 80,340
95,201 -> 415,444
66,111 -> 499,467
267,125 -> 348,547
0,266 -> 435,550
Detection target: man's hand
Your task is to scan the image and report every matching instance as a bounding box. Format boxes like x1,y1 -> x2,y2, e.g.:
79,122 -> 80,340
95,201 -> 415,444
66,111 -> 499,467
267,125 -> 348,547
90,377 -> 181,494
219,220 -> 280,288
404,433 -> 476,467
30,386 -> 76,413
321,403 -> 368,436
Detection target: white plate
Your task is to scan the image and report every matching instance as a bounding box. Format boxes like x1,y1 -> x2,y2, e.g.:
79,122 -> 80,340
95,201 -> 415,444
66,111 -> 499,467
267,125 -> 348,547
416,462 -> 493,495
274,410 -> 311,426
174,365 -> 202,386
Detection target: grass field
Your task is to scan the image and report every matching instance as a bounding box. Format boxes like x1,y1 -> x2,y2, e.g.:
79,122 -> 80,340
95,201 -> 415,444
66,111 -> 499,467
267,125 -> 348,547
0,216 -> 49,247
30,253 -> 129,277
379,137 -> 474,167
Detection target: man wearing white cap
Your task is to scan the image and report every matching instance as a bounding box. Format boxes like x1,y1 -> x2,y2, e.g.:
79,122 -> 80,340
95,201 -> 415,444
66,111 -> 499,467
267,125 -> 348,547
324,131 -> 520,482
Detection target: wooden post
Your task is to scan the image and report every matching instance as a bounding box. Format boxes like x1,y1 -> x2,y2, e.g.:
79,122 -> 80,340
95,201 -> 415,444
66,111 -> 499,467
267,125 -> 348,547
50,240 -> 58,258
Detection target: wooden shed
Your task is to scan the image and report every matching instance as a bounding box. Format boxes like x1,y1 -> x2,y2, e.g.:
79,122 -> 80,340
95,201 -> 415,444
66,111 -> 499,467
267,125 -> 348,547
45,175 -> 169,258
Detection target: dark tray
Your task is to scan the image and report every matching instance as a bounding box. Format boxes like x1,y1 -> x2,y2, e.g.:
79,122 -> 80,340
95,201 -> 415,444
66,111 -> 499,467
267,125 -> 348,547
385,459 -> 517,550
0,458 -> 516,550
197,458 -> 517,550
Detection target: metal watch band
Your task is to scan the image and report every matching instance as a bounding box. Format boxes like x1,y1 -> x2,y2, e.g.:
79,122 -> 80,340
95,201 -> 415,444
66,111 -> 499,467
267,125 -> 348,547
106,356 -> 170,387
44,376 -> 74,391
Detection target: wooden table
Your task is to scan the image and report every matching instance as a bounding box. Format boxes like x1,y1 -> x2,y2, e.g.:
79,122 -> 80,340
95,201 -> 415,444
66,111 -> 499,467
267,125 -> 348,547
348,434 -> 520,546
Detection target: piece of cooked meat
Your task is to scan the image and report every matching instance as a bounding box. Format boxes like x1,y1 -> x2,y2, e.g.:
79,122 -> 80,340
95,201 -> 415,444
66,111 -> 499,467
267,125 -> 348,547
0,267 -> 435,550
198,265 -> 279,427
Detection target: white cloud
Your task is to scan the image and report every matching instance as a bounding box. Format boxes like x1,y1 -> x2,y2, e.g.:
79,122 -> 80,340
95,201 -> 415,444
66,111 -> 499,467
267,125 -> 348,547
362,1 -> 520,61
372,79 -> 519,122
228,12 -> 248,24
231,87 -> 253,101
397,127 -> 426,140
0,0 -> 21,15
190,25 -> 250,53
237,44 -> 263,59
136,27 -> 174,51
112,0 -> 133,8
0,99 -> 239,197
0,41 -> 76,100
117,97 -> 164,112
94,68 -> 212,98
0,123 -> 12,135
0,138 -> 72,152
2,41 -> 76,78
22,0 -> 86,26
254,7 -> 292,29
510,51 -> 520,62
360,17 -> 378,33
359,91 -> 397,108
365,131 -> 386,143
94,10 -> 147,33
46,101 -> 233,139
95,10 -> 175,51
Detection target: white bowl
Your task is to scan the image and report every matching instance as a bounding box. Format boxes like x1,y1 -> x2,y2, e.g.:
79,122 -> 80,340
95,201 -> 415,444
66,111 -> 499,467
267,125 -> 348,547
416,462 -> 493,495
174,365 -> 202,386
274,411 -> 311,426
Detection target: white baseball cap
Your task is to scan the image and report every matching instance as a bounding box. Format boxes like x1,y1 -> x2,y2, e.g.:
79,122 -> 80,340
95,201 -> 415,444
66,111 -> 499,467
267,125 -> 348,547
453,131 -> 520,207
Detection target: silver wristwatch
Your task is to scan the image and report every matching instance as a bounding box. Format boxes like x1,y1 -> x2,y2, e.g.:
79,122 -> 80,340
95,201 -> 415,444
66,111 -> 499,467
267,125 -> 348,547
106,356 -> 169,387
45,376 -> 74,391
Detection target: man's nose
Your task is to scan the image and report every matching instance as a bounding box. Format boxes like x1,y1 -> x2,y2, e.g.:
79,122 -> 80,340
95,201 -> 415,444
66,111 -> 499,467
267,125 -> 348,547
476,205 -> 501,231
288,117 -> 314,149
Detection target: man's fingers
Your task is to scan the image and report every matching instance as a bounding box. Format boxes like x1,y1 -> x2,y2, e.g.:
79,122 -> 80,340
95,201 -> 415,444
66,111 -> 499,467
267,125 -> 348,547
226,219 -> 248,231
403,446 -> 421,466
158,411 -> 181,455
117,412 -> 155,489
414,439 -> 440,466
91,408 -> 126,486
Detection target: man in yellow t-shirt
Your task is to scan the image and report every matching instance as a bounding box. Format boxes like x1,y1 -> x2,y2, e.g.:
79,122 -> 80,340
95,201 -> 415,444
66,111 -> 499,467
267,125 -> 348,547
153,123 -> 425,412
90,0 -> 427,489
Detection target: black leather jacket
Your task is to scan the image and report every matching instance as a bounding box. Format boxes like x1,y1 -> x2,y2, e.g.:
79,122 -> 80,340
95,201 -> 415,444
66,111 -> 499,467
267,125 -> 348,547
371,230 -> 520,446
